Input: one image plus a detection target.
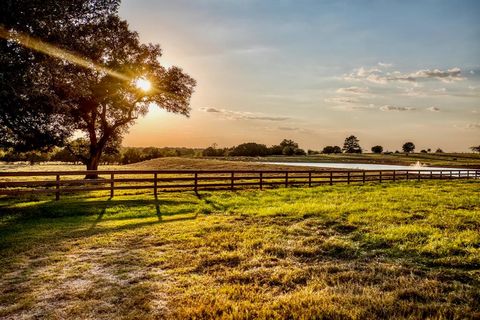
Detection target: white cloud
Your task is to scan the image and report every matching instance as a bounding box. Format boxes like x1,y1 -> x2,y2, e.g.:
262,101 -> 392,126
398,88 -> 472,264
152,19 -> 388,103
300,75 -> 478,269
344,66 -> 465,84
391,68 -> 464,83
332,104 -> 375,111
426,106 -> 440,112
336,86 -> 370,95
378,62 -> 393,68
324,96 -> 360,104
199,107 -> 289,121
380,105 -> 416,112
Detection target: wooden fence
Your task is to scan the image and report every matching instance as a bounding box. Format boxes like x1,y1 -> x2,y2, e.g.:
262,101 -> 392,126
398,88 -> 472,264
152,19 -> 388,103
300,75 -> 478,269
0,169 -> 478,200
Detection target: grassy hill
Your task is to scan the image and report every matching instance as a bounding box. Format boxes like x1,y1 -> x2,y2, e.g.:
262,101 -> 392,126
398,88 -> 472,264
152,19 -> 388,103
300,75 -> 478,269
1,180 -> 479,319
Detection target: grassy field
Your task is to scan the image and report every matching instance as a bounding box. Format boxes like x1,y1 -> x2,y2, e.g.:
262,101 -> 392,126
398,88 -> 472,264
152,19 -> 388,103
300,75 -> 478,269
0,157 -> 335,174
1,179 -> 479,319
237,152 -> 480,168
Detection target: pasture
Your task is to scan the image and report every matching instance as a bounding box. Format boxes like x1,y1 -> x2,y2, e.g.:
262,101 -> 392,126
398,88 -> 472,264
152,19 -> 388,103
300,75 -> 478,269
1,178 -> 479,319
247,152 -> 480,168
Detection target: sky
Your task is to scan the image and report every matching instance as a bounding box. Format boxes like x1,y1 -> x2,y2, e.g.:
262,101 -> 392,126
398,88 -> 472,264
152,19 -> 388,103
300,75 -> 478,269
119,0 -> 480,152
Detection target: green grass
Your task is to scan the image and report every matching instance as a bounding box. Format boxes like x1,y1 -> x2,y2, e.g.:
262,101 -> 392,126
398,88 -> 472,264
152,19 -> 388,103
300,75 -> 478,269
1,180 -> 479,319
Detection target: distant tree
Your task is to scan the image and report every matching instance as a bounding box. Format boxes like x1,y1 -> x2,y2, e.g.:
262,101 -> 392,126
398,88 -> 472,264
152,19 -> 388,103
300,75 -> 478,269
470,145 -> 480,153
230,143 -> 268,157
420,149 -> 428,153
51,148 -> 80,163
402,142 -> 415,153
280,139 -> 299,149
268,145 -> 284,155
202,146 -> 227,157
0,150 -> 50,165
435,148 -> 444,153
293,148 -> 306,156
322,146 -> 342,154
202,147 -> 217,157
427,148 -> 431,153
332,146 -> 342,154
371,145 -> 383,154
282,146 -> 296,156
342,136 -> 362,153
142,147 -> 163,160
322,146 -> 335,154
307,149 -> 320,155
121,148 -> 142,164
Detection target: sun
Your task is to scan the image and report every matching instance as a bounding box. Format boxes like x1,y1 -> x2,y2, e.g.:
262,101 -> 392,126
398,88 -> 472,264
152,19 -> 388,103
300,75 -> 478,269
134,78 -> 152,92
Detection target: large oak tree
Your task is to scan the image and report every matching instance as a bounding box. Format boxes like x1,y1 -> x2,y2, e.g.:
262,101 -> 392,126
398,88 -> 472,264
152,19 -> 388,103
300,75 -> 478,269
1,0 -> 196,174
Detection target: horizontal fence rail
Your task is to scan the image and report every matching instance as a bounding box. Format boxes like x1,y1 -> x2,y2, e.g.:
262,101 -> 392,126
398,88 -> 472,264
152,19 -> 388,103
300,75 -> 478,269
0,169 -> 478,200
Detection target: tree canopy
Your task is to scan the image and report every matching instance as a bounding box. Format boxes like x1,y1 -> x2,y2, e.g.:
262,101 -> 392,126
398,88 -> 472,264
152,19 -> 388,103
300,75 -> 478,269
0,0 -> 196,173
371,145 -> 383,154
402,142 -> 415,153
342,136 -> 362,153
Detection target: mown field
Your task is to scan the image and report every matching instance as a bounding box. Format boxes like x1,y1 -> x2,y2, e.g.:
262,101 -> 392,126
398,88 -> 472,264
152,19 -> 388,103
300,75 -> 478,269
1,179 -> 479,319
0,157 -> 334,174
241,152 -> 480,168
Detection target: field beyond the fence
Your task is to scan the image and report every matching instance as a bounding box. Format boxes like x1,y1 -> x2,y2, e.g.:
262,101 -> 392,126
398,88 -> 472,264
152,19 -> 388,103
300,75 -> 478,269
1,179 -> 479,319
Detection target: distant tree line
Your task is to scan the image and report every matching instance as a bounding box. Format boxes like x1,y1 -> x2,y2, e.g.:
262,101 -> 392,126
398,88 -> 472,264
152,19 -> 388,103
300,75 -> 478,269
201,136 -> 472,157
202,139 -> 307,157
0,145 -> 202,165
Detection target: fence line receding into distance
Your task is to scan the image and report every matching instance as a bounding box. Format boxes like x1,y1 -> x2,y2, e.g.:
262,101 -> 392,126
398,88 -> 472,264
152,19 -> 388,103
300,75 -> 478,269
0,169 -> 478,200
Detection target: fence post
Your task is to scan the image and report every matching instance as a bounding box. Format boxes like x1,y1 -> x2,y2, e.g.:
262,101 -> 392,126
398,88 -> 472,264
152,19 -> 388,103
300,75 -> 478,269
259,172 -> 263,190
285,172 -> 289,188
111,173 -> 115,198
153,173 -> 157,197
417,170 -> 420,182
231,172 -> 234,191
347,172 -> 350,184
466,170 -> 469,179
55,174 -> 60,201
379,171 -> 382,183
450,170 -> 452,179
430,170 -> 433,180
362,171 -> 365,184
439,171 -> 442,179
194,172 -> 198,193
330,172 -> 333,185
393,170 -> 396,182
406,171 -> 409,181
308,172 -> 312,187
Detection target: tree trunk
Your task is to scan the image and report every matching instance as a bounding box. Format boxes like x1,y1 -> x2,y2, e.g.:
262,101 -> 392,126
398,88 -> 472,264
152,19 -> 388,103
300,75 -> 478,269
85,151 -> 102,179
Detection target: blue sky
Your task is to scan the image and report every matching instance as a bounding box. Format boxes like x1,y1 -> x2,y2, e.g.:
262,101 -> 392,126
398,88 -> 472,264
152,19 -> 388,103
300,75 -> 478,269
120,0 -> 480,151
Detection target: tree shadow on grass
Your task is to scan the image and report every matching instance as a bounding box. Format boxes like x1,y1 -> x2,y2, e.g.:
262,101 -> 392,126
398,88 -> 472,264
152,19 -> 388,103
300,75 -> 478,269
0,196 -> 200,221
0,194 -> 201,257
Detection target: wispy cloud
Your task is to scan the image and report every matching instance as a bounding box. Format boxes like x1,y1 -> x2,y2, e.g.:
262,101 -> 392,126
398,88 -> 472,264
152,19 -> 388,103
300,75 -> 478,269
324,97 -> 360,104
426,106 -> 440,112
466,123 -> 480,129
332,104 -> 375,111
199,107 -> 289,121
379,105 -> 416,112
344,66 -> 465,84
378,62 -> 393,68
336,86 -> 370,95
278,126 -> 299,131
